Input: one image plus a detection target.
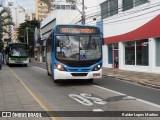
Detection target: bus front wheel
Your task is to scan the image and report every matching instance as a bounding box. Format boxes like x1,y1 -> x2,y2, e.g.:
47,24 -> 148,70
87,79 -> 93,83
53,79 -> 59,83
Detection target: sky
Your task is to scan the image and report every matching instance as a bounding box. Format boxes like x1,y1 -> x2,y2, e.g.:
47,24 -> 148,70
9,0 -> 35,11
5,0 -> 97,12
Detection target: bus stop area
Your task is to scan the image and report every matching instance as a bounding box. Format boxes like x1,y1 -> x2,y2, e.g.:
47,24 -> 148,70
103,68 -> 160,89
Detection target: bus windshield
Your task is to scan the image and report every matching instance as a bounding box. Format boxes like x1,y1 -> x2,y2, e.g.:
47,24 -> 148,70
10,44 -> 29,57
56,35 -> 101,61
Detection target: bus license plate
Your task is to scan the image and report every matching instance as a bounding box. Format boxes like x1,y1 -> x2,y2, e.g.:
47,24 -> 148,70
16,61 -> 22,63
93,73 -> 100,77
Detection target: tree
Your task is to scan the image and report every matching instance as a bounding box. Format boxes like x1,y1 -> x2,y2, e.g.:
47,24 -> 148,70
17,20 -> 40,57
0,7 -> 14,51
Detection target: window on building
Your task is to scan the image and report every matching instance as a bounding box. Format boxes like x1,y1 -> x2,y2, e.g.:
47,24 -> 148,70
61,5 -> 65,9
109,0 -> 118,16
125,39 -> 149,66
156,38 -> 160,66
125,41 -> 135,65
101,0 -> 118,19
123,0 -> 148,11
101,1 -> 108,19
136,39 -> 149,66
56,5 -> 60,9
113,43 -> 118,49
134,0 -> 148,7
71,5 -> 76,10
123,0 -> 133,11
66,5 -> 70,10
108,44 -> 113,64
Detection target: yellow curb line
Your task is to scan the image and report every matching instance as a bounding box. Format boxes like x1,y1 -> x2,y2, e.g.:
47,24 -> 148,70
9,67 -> 61,120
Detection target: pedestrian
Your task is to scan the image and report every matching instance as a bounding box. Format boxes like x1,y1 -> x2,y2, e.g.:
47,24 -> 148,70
115,55 -> 119,69
0,52 -> 3,70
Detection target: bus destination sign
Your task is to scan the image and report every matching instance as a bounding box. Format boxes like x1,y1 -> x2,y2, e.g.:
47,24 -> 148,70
57,26 -> 99,34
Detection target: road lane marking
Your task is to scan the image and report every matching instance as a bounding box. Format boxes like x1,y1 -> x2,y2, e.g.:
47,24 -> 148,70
93,109 -> 104,112
69,93 -> 106,106
93,85 -> 160,109
93,85 -> 126,96
69,94 -> 93,106
9,67 -> 61,120
30,65 -> 47,71
80,93 -> 107,105
29,65 -> 160,109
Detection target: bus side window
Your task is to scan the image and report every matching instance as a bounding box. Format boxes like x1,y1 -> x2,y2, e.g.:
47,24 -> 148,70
51,32 -> 54,52
47,32 -> 53,53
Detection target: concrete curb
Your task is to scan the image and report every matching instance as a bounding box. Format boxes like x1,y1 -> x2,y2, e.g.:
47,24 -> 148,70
103,74 -> 160,89
138,81 -> 160,89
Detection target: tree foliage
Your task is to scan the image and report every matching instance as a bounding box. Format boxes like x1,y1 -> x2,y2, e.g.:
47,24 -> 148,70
0,7 -> 14,51
17,20 -> 40,57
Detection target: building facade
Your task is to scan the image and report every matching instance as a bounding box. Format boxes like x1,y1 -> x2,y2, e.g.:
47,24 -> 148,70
35,0 -> 54,21
96,0 -> 160,73
7,0 -> 34,43
35,0 -> 79,62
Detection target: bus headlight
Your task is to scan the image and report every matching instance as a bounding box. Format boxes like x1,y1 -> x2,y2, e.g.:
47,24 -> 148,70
93,64 -> 101,71
55,64 -> 66,71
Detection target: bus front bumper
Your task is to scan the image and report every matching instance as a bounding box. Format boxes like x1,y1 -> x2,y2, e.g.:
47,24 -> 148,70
9,59 -> 29,64
54,69 -> 102,80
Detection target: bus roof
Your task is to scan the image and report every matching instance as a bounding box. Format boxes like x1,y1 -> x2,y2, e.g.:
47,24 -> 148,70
54,24 -> 101,35
53,24 -> 100,29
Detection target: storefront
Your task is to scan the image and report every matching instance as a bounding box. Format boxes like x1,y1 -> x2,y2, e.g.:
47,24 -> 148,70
103,15 -> 160,73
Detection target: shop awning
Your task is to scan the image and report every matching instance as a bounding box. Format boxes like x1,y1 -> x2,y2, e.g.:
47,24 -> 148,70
104,15 -> 160,44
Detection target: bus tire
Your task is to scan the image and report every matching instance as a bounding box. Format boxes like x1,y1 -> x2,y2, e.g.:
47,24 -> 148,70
87,79 -> 93,83
24,64 -> 27,67
47,71 -> 51,76
53,79 -> 59,83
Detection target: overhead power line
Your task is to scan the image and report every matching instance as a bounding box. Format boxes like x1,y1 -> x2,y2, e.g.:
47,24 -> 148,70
75,1 -> 160,25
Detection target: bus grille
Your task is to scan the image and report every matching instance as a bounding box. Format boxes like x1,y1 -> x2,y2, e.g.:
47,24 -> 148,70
68,68 -> 90,72
71,73 -> 88,77
67,62 -> 94,67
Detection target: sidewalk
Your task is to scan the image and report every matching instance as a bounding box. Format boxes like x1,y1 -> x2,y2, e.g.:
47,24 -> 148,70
0,65 -> 51,119
103,68 -> 160,89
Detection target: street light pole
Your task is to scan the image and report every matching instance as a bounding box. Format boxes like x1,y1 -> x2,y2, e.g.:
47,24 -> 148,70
25,27 -> 35,44
26,27 -> 28,44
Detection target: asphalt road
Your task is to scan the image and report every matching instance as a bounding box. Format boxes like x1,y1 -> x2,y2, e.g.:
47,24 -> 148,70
30,61 -> 160,106
8,63 -> 160,120
94,77 -> 160,106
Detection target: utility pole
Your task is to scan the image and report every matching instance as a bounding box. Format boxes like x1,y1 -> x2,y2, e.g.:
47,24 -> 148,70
67,0 -> 85,24
81,0 -> 85,24
26,27 -> 28,44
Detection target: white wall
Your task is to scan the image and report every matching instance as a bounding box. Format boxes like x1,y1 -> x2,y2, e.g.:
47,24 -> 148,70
98,0 -> 160,73
10,6 -> 25,27
98,0 -> 160,38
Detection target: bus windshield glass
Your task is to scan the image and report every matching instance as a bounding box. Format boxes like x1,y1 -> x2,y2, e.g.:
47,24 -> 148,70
10,44 -> 29,57
56,35 -> 101,61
